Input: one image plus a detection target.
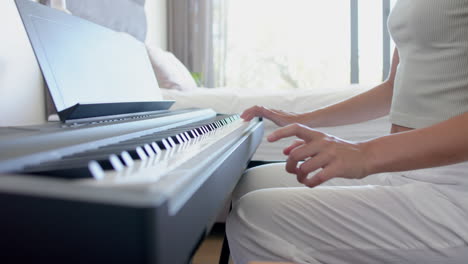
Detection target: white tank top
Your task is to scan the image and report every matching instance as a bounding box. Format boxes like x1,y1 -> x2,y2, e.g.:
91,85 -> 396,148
388,0 -> 468,129
388,0 -> 468,186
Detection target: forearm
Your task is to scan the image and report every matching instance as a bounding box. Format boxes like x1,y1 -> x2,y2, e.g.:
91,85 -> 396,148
300,81 -> 394,127
298,49 -> 399,128
363,112 -> 468,175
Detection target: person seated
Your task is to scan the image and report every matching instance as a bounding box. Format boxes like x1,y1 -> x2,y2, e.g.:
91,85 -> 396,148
226,1 -> 468,263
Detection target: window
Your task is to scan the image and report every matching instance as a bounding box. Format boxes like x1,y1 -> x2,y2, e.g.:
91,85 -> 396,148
224,0 -> 393,91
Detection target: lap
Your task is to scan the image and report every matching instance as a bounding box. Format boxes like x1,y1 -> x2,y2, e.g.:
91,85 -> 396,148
228,182 -> 468,264
232,162 -> 406,202
227,163 -> 468,264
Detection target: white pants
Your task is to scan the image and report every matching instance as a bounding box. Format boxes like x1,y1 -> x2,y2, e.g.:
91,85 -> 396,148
226,163 -> 468,264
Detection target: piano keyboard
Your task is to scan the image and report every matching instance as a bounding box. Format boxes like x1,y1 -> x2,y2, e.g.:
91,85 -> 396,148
21,114 -> 247,182
85,114 -> 246,182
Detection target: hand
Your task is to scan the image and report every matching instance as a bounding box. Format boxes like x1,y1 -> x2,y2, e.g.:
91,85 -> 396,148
268,123 -> 371,187
241,105 -> 303,127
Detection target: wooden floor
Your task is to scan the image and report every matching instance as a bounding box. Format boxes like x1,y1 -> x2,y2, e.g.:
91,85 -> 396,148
192,224 -> 233,264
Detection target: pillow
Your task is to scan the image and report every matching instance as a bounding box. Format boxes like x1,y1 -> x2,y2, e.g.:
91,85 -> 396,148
145,44 -> 197,92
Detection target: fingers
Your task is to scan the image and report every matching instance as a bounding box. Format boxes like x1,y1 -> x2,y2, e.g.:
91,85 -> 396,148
287,152 -> 328,180
273,126 -> 366,188
301,168 -> 335,188
268,123 -> 322,143
283,140 -> 305,155
298,153 -> 330,176
240,106 -> 259,121
284,143 -> 320,174
241,106 -> 270,121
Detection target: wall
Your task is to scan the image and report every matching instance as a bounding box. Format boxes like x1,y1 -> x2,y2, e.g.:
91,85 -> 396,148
0,0 -> 46,126
145,0 -> 168,50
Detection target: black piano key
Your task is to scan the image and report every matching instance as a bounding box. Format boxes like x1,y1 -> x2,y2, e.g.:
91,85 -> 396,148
174,134 -> 183,144
150,142 -> 163,154
184,132 -> 192,140
189,130 -> 197,138
128,147 -> 148,160
169,135 -> 181,144
154,140 -> 167,150
195,127 -> 204,135
180,133 -> 188,142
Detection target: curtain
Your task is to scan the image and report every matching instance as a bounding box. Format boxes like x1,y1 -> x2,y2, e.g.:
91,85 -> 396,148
168,0 -> 228,87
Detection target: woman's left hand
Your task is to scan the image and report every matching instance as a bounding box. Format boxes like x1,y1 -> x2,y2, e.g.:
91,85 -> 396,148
268,123 -> 371,188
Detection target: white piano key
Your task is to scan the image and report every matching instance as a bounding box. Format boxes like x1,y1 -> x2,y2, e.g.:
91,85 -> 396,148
88,161 -> 104,180
144,144 -> 155,157
162,139 -> 172,149
168,137 -> 177,148
136,147 -> 148,160
176,134 -> 184,144
180,133 -> 188,142
120,151 -> 134,167
151,142 -> 162,155
109,154 -> 125,171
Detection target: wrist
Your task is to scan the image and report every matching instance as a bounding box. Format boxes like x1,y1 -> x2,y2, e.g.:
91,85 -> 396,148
300,110 -> 324,127
359,139 -> 381,176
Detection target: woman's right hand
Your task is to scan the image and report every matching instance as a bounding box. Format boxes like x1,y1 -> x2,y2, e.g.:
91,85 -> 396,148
241,105 -> 303,127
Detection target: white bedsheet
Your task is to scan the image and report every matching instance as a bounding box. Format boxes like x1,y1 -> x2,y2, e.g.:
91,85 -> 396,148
161,86 -> 391,161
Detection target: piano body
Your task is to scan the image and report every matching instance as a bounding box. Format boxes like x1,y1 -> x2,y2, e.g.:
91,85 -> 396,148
0,109 -> 263,264
0,1 -> 264,263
